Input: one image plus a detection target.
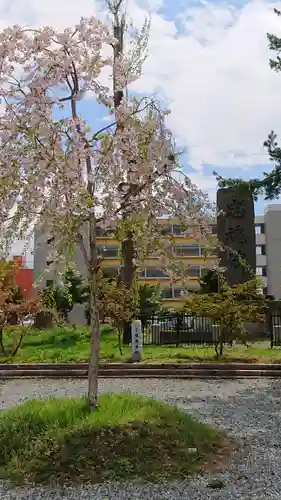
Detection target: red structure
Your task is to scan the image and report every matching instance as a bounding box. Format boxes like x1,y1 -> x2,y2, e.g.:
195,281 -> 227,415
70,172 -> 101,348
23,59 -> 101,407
13,256 -> 34,298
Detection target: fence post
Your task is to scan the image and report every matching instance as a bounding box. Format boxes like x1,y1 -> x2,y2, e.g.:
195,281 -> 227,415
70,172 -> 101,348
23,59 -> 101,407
267,308 -> 273,349
212,324 -> 220,343
176,316 -> 181,346
131,319 -> 142,362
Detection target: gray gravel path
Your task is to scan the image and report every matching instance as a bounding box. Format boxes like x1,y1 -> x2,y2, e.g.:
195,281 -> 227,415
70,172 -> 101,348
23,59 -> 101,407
0,377 -> 281,499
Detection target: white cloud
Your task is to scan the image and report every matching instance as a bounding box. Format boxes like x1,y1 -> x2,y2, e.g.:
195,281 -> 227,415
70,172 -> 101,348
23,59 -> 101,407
1,0 -> 281,178
188,170 -> 218,201
0,0 -> 95,30
5,0 -> 281,258
131,0 -> 281,170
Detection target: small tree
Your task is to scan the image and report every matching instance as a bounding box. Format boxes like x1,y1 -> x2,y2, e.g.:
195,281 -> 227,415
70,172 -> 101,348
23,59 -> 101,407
184,278 -> 267,356
100,279 -> 138,354
43,265 -> 89,322
0,10 -> 212,409
0,260 -> 41,357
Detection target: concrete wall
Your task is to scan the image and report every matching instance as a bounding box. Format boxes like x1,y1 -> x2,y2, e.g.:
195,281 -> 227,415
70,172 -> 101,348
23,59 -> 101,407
265,205 -> 281,299
33,226 -> 49,286
33,224 -> 89,288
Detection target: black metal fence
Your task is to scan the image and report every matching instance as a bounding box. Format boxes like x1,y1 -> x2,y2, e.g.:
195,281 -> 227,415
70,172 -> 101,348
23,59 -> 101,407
141,313 -> 233,346
139,307 -> 281,348
269,310 -> 281,347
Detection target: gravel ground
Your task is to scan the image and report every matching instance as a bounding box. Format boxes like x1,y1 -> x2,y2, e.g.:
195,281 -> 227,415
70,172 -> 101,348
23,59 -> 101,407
0,377 -> 281,499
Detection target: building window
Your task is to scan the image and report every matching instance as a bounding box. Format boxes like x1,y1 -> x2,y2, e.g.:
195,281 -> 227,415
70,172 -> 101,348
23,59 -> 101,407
187,282 -> 200,290
174,244 -> 200,256
145,268 -> 169,278
256,245 -> 266,255
161,287 -> 173,299
98,245 -> 119,258
186,265 -> 201,277
256,266 -> 267,277
172,225 -> 183,235
96,227 -> 104,237
161,286 -> 186,299
255,223 -> 265,234
159,225 -> 172,236
96,227 -> 114,237
173,224 -> 188,236
211,225 -> 217,234
200,267 -> 210,278
173,287 -> 185,298
138,268 -> 145,278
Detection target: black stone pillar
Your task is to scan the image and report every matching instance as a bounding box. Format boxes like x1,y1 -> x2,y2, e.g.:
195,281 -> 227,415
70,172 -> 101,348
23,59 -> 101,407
217,187 -> 256,285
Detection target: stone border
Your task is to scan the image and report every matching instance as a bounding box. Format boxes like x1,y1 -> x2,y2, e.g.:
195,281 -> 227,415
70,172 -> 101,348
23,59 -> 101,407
1,362 -> 281,378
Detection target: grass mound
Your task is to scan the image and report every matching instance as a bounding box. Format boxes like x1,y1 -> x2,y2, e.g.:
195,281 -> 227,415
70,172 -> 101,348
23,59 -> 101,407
0,393 -> 228,486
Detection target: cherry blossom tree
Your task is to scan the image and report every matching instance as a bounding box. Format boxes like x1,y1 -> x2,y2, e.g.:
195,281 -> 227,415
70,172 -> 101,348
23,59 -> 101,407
0,11 -> 213,409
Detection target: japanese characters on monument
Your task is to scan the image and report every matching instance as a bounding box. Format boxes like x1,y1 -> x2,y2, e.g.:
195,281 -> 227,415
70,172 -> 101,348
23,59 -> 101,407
217,188 -> 256,286
131,320 -> 143,362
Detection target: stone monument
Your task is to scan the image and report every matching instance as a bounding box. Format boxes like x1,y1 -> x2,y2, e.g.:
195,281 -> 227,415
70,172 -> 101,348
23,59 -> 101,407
217,187 -> 256,286
131,319 -> 142,362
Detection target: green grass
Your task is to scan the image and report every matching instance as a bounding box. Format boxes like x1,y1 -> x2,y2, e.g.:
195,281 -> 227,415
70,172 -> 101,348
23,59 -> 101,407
1,325 -> 281,364
0,393 -> 227,486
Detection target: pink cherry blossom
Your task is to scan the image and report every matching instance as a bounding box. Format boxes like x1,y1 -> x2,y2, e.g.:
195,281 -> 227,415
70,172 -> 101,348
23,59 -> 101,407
0,13 -> 214,409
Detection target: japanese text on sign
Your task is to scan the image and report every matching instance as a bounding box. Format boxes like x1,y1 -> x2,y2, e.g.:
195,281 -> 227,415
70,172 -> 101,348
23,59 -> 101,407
225,198 -> 247,218
225,225 -> 247,244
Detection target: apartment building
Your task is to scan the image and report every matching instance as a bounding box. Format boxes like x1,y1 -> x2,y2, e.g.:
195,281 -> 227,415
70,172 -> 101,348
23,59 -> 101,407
34,219 -> 216,311
33,204 -> 281,317
255,204 -> 281,299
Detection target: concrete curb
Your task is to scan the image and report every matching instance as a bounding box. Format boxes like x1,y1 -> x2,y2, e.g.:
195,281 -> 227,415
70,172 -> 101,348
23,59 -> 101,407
1,362 -> 281,378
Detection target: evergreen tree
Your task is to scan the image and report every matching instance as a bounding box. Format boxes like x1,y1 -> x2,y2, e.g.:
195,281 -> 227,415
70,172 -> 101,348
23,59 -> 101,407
44,265 -> 89,322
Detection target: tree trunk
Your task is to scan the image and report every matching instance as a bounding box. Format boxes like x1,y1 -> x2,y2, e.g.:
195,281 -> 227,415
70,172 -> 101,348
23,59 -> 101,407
88,266 -> 101,411
120,234 -> 134,344
215,341 -> 219,357
11,334 -> 24,357
219,336 -> 224,356
87,215 -> 101,412
0,325 -> 7,356
219,329 -> 225,356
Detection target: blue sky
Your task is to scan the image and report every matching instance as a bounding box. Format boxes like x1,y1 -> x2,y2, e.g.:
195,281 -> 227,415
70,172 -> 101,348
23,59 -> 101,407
2,0 -> 281,258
